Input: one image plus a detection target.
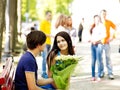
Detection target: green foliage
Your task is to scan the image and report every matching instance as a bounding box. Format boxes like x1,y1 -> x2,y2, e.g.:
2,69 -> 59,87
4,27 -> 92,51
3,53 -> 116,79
21,0 -> 73,21
21,0 -> 37,21
55,0 -> 73,15
36,0 -> 56,20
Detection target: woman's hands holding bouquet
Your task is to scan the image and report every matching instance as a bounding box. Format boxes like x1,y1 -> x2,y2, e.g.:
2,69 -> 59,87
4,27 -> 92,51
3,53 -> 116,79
50,55 -> 82,89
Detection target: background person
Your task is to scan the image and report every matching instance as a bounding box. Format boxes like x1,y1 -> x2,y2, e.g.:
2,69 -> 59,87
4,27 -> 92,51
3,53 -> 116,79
78,18 -> 84,42
39,10 -> 53,78
66,16 -> 77,52
55,14 -> 68,33
100,9 -> 116,80
89,15 -> 106,81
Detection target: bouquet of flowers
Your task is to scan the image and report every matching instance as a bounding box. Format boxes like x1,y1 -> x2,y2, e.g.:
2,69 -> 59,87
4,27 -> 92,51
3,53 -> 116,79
50,55 -> 82,90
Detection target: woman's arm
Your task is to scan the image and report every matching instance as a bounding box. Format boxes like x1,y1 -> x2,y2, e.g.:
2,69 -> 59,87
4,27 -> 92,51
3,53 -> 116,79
47,56 -> 58,88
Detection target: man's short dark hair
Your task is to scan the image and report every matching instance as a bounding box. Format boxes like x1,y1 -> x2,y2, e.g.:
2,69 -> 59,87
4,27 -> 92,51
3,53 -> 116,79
26,31 -> 46,50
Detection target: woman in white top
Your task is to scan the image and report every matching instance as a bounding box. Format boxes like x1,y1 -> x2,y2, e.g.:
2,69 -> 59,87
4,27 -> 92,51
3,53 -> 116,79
66,16 -> 77,51
89,15 -> 106,82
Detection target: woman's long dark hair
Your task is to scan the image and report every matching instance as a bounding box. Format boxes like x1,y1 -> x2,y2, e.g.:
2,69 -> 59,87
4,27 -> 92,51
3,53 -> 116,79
47,31 -> 75,69
90,24 -> 95,35
90,15 -> 100,34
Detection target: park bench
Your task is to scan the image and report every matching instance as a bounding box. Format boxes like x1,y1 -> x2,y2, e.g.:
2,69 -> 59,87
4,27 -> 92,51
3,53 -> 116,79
0,57 -> 15,90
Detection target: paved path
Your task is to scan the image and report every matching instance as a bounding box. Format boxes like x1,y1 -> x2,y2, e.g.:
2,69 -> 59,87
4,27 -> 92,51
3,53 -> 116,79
69,39 -> 120,90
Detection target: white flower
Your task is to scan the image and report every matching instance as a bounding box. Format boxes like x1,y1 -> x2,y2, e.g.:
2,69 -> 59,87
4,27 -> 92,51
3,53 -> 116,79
55,55 -> 81,61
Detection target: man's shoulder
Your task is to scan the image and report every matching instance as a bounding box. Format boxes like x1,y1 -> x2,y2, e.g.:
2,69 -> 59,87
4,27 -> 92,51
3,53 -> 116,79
41,19 -> 48,23
106,19 -> 113,23
20,52 -> 34,62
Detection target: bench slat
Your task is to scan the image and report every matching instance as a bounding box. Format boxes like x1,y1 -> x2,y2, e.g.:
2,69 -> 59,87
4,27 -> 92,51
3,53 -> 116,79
0,58 -> 12,85
1,65 -> 15,90
0,57 -> 15,90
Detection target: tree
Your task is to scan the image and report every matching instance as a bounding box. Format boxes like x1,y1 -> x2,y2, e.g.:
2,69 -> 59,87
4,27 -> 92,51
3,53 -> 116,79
0,0 -> 6,62
22,0 -> 37,21
3,0 -> 19,60
17,0 -> 22,36
55,0 -> 73,15
21,0 -> 74,22
9,0 -> 18,53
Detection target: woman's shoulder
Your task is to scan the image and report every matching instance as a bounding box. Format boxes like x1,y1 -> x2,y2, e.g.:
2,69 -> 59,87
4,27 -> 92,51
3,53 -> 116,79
72,27 -> 76,30
58,26 -> 66,30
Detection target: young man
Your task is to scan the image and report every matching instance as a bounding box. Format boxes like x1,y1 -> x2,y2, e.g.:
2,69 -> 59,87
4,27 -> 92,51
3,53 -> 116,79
39,10 -> 53,78
100,9 -> 116,80
15,31 -> 53,90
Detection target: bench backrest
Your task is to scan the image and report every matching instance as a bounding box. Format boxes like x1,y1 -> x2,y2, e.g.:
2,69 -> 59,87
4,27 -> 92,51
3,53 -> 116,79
0,57 -> 15,90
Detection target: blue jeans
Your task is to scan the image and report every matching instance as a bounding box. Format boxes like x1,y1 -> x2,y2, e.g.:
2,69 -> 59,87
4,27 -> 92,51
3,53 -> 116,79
39,74 -> 55,90
40,84 -> 55,90
91,44 -> 103,78
101,44 -> 113,75
42,44 -> 51,78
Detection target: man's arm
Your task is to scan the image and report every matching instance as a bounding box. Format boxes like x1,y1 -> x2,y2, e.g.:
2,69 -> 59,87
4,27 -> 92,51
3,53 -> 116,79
25,72 -> 44,90
108,21 -> 117,42
37,77 -> 53,85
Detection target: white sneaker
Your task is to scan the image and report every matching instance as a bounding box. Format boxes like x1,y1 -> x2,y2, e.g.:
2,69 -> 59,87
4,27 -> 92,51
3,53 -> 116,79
96,78 -> 101,82
108,74 -> 114,80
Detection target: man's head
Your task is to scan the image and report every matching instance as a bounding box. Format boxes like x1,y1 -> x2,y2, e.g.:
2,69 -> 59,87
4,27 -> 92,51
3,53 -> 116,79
26,31 -> 46,51
100,9 -> 107,20
45,10 -> 52,21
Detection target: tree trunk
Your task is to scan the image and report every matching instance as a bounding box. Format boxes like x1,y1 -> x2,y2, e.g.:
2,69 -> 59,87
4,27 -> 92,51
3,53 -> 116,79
0,0 -> 6,62
17,0 -> 22,36
9,0 -> 18,53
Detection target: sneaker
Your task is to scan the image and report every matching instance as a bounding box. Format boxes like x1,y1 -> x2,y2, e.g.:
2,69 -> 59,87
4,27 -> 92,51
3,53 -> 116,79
91,77 -> 96,81
108,74 -> 114,80
96,78 -> 101,82
100,73 -> 105,78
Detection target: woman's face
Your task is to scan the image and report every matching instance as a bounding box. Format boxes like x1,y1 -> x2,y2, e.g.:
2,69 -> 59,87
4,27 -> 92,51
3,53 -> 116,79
94,16 -> 100,25
56,36 -> 68,51
67,17 -> 72,25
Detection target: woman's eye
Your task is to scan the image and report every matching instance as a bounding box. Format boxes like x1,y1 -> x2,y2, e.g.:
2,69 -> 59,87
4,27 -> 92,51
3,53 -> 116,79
62,39 -> 65,42
57,41 -> 60,43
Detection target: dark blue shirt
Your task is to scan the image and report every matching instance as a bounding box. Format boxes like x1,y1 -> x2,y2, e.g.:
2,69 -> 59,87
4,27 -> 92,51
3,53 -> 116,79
15,51 -> 38,90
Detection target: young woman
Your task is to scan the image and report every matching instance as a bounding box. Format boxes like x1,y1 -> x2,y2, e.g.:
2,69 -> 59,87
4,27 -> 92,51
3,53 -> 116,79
55,14 -> 68,33
66,16 -> 77,50
47,31 -> 75,89
89,15 -> 106,81
15,31 -> 53,90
